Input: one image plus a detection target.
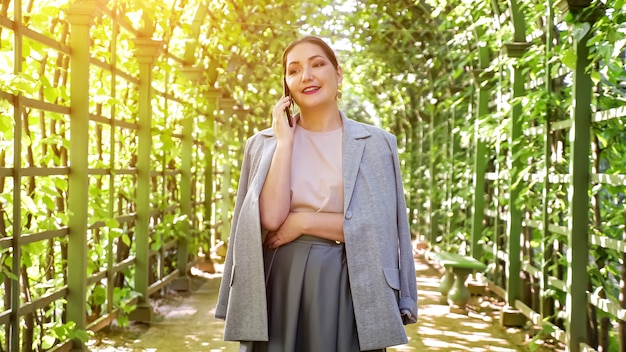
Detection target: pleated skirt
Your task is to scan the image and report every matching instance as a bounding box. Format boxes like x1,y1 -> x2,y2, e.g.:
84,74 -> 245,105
239,235 -> 384,352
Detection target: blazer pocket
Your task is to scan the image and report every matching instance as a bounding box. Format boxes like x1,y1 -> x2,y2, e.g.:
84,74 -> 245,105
383,267 -> 400,291
229,264 -> 236,287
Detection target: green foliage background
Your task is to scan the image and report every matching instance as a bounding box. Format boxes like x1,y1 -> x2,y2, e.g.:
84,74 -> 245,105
0,0 -> 625,351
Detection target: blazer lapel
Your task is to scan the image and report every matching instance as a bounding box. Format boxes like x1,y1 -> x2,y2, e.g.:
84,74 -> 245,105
341,113 -> 371,212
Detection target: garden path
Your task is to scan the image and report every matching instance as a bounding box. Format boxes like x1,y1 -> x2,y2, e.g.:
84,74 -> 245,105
87,251 -> 548,351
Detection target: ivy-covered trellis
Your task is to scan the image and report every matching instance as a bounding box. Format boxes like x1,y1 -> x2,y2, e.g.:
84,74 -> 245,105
322,0 -> 624,351
0,0 -> 314,350
337,1 -> 624,351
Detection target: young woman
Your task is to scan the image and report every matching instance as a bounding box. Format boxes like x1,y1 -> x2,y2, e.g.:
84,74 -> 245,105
215,36 -> 418,352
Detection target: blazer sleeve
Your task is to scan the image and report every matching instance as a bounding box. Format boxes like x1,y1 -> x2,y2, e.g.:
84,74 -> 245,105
389,134 -> 418,324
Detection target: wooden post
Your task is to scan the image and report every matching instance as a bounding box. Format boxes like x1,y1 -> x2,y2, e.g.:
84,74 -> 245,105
566,16 -> 592,352
131,36 -> 163,322
541,0 -> 556,324
471,43 -> 490,262
9,0 -> 23,350
170,66 -> 204,291
500,0 -> 531,328
203,89 -> 220,250
66,0 -> 105,350
428,113 -> 440,244
219,99 -> 236,244
554,1 -> 598,350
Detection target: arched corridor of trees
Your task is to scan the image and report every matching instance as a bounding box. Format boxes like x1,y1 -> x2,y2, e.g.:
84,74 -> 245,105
0,0 -> 624,351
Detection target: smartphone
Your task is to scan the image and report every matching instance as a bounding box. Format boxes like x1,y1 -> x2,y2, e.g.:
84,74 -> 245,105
283,78 -> 293,127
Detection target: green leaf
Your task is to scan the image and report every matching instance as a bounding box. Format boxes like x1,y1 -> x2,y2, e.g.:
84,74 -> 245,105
43,85 -> 59,103
0,115 -> 12,135
122,234 -> 131,247
52,177 -> 68,191
572,22 -> 590,41
73,329 -> 90,342
21,195 -> 39,215
91,285 -> 107,305
0,52 -> 13,72
561,48 -> 577,70
116,315 -> 130,328
590,71 -> 601,84
151,241 -> 162,251
41,335 -> 56,349
613,38 -> 626,58
105,218 -> 120,228
57,213 -> 70,225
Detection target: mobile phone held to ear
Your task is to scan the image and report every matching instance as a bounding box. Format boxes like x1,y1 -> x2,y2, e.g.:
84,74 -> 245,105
283,78 -> 293,127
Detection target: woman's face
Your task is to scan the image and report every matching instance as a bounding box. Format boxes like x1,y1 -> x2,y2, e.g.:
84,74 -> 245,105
284,42 -> 342,110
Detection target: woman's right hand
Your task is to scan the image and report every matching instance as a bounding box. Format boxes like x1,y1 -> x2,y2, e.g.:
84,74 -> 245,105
272,96 -> 296,142
260,96 -> 296,230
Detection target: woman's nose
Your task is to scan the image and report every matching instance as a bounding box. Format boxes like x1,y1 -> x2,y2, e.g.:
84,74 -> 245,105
301,67 -> 313,81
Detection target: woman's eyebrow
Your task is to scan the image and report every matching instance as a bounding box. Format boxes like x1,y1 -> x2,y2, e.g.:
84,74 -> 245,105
287,55 -> 325,67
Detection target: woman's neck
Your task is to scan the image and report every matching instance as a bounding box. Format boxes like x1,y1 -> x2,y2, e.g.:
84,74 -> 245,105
297,104 -> 342,131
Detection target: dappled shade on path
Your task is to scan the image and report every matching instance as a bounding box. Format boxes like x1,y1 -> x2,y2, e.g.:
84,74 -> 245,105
87,254 -> 539,351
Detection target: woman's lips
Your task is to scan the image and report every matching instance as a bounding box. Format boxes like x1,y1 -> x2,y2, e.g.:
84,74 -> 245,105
302,87 -> 320,95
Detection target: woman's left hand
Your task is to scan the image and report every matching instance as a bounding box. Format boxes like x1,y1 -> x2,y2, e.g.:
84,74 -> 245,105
265,213 -> 301,249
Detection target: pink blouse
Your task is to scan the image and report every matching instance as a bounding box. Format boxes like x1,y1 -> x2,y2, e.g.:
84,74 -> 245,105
290,125 -> 343,214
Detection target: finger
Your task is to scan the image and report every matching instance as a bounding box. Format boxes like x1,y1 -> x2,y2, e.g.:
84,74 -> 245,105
273,96 -> 288,107
272,236 -> 283,248
272,107 -> 286,119
276,97 -> 291,109
275,100 -> 290,114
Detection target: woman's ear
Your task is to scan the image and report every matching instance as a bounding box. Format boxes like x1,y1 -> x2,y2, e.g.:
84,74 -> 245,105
337,66 -> 343,85
336,67 -> 343,99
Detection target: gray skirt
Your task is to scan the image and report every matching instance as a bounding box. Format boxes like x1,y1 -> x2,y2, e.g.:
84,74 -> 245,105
239,235 -> 384,352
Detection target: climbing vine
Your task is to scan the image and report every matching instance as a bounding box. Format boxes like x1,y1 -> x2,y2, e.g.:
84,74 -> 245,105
0,0 -> 624,350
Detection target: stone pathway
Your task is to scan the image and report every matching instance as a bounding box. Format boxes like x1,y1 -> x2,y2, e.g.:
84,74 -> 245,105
87,254 -> 541,351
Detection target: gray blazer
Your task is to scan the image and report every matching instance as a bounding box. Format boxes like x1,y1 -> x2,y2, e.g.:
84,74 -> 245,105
215,112 -> 418,350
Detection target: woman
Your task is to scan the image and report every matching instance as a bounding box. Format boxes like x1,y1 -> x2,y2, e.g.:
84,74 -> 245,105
215,36 -> 418,352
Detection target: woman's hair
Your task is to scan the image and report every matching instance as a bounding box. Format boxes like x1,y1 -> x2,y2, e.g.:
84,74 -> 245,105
282,36 -> 339,74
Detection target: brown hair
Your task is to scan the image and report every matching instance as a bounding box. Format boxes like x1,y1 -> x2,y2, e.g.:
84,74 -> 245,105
281,36 -> 340,75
